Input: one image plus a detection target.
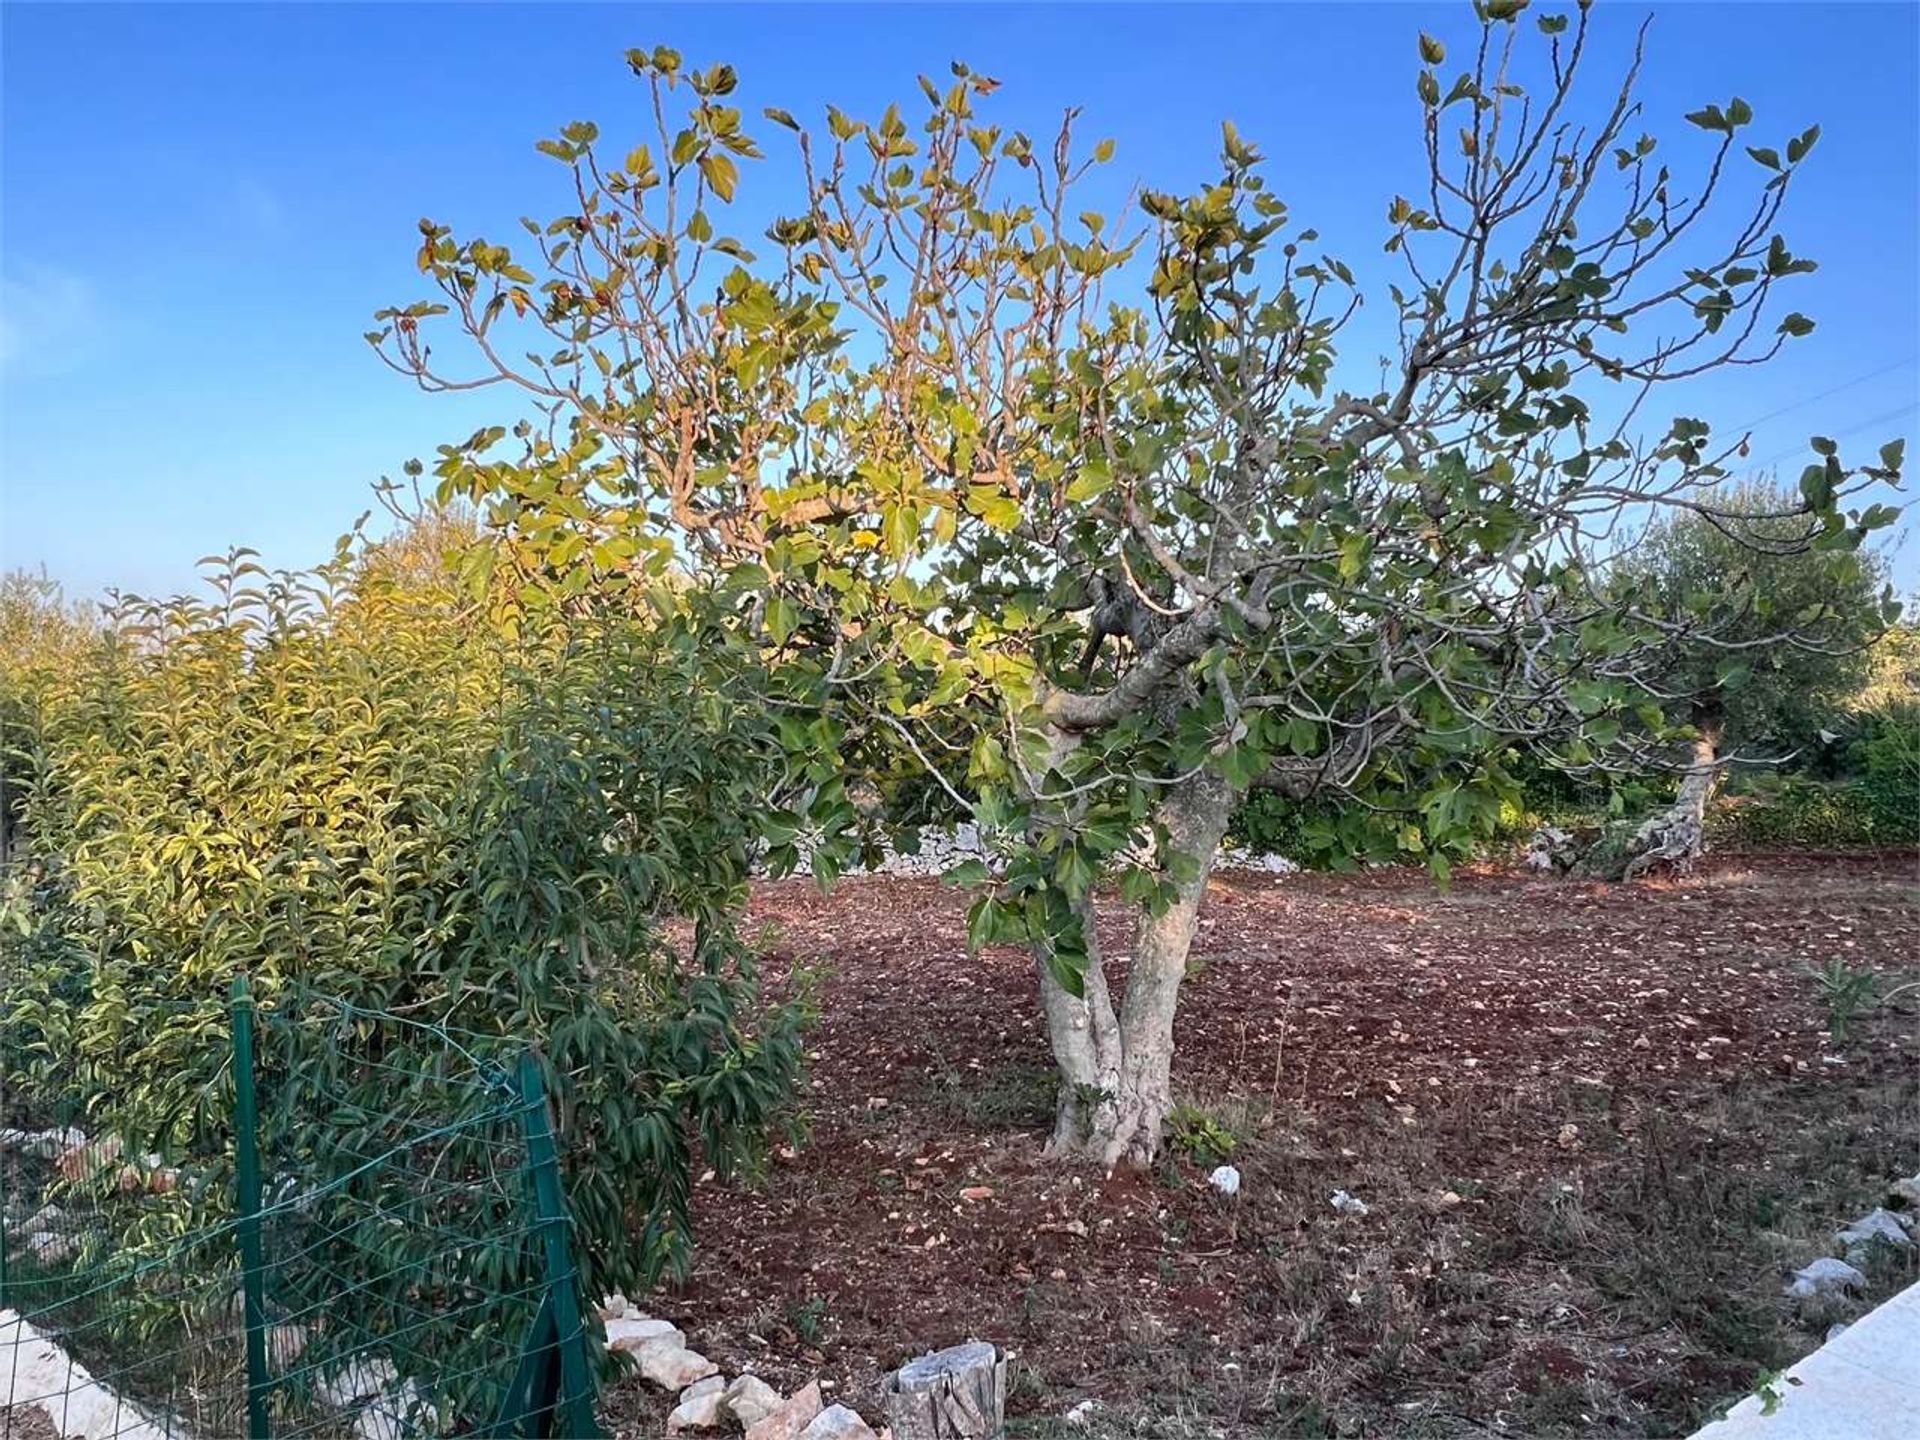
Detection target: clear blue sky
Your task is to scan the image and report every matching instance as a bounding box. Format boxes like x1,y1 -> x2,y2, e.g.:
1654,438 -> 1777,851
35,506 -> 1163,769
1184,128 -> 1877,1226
4,2 -> 1916,601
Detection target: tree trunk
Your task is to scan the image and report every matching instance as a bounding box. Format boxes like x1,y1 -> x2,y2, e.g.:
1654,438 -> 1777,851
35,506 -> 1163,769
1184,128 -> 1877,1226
1623,719 -> 1721,878
882,1341 -> 1006,1440
1035,899 -> 1120,1155
1035,768 -> 1234,1167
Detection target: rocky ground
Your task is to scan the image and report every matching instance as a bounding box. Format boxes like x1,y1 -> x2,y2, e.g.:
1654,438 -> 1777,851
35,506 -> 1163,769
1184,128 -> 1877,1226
603,851 -> 1920,1438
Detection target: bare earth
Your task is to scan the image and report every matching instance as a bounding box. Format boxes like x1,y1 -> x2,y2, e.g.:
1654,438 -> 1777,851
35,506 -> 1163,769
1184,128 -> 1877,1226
608,851 -> 1920,1438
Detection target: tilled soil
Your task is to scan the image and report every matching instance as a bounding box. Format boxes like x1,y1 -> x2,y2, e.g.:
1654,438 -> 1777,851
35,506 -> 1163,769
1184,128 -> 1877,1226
615,851 -> 1919,1437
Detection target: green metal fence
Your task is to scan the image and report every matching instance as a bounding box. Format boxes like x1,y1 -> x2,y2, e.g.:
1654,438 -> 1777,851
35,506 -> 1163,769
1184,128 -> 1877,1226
1,980 -> 599,1440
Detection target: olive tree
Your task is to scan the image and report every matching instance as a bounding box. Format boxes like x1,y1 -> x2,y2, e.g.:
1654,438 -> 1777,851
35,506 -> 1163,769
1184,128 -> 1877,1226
371,1 -> 1903,1164
1594,479 -> 1895,873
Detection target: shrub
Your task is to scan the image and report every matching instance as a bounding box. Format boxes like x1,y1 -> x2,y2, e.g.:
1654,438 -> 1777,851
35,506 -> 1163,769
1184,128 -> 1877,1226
1853,703 -> 1919,843
1706,778 -> 1896,849
1,552 -> 804,1314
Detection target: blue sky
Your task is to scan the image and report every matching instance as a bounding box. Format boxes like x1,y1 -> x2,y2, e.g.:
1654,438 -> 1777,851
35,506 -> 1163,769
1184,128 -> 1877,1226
3,1 -> 1916,601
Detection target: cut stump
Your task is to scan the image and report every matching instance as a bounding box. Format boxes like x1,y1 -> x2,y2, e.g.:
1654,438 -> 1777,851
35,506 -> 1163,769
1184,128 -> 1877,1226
882,1341 -> 1005,1440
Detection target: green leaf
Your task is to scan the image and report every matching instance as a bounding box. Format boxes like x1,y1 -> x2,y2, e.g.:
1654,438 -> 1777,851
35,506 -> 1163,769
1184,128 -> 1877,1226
1064,463 -> 1113,503
699,152 -> 739,203
765,595 -> 799,644
942,859 -> 992,887
965,483 -> 1021,531
1338,532 -> 1369,581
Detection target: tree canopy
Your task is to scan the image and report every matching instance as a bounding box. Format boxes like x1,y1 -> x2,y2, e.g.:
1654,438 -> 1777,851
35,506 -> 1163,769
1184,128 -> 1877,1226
1605,478 -> 1893,759
368,1 -> 1905,1161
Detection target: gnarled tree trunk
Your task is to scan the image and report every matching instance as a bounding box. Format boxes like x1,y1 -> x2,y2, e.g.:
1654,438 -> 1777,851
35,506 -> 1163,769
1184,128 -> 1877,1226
1622,716 -> 1722,878
1034,768 -> 1234,1167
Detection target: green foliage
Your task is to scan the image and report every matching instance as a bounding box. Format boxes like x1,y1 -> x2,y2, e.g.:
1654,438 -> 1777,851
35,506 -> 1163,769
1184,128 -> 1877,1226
1852,700 -> 1920,841
786,1294 -> 830,1346
1165,1102 -> 1239,1168
1801,956 -> 1879,1042
1708,776 -> 1911,849
1603,480 -> 1897,756
0,547 -> 804,1373
367,10 -> 1903,1003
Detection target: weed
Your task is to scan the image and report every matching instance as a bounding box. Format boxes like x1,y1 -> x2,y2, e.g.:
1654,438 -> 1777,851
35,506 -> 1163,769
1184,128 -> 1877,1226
1803,956 -> 1879,1041
921,1062 -> 1056,1131
1166,1101 -> 1239,1168
787,1294 -> 829,1345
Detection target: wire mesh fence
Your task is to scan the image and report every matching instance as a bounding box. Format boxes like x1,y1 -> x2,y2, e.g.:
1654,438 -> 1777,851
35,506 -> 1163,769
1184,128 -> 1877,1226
1,980 -> 597,1440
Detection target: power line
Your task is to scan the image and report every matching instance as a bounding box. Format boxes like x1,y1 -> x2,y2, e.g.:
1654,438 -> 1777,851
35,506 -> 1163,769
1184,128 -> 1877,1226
1748,401 -> 1917,473
1724,354 -> 1918,438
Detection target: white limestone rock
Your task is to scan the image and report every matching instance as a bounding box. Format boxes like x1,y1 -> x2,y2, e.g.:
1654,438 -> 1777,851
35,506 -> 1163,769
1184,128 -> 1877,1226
1835,1206 -> 1913,1262
1785,1256 -> 1866,1301
799,1405 -> 878,1440
638,1345 -> 719,1390
725,1375 -> 785,1429
667,1376 -> 729,1433
607,1316 -> 686,1354
745,1381 -> 824,1440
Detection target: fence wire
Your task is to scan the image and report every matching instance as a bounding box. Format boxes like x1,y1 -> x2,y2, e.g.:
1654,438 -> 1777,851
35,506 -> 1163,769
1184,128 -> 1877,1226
1,984 -> 596,1440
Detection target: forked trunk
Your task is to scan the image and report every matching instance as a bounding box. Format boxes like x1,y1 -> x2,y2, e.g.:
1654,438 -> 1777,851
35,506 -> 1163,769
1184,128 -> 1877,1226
1034,769 -> 1234,1167
1623,719 -> 1721,878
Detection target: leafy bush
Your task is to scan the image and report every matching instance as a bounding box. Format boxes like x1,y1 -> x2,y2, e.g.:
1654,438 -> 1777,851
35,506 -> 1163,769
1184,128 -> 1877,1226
1,551 -> 804,1325
1853,702 -> 1919,843
1707,777 -> 1902,849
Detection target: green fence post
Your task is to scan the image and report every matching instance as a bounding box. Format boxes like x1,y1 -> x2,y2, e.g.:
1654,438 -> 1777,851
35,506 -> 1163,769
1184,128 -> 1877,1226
516,1052 -> 599,1440
233,974 -> 272,1440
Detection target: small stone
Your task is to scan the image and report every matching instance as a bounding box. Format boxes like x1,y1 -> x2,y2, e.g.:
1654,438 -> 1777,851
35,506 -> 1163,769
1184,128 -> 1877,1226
606,1316 -> 685,1354
1836,1206 -> 1914,1261
667,1376 -> 729,1433
637,1345 -> 719,1390
1065,1399 -> 1100,1426
23,1228 -> 78,1264
317,1357 -> 400,1409
23,1203 -> 64,1235
1785,1256 -> 1866,1301
746,1381 -> 823,1440
597,1292 -> 630,1320
1208,1165 -> 1241,1196
800,1405 -> 877,1440
1329,1189 -> 1369,1217
1826,1322 -> 1852,1342
959,1186 -> 994,1202
268,1323 -> 313,1368
1887,1172 -> 1920,1209
725,1375 -> 784,1429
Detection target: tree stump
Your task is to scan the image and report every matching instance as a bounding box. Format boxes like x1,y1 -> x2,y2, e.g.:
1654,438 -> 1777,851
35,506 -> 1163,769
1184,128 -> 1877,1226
882,1341 -> 1006,1440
